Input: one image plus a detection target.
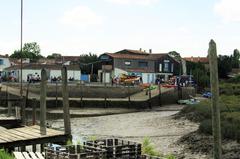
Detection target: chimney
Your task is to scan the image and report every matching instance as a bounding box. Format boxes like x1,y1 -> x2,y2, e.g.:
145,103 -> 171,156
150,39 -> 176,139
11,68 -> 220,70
139,48 -> 142,52
149,49 -> 152,54
144,50 -> 146,53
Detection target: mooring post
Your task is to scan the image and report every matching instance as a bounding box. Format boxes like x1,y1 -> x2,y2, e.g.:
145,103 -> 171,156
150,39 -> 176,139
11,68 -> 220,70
158,84 -> 162,106
128,85 -> 131,108
148,85 -> 152,109
61,66 -> 71,135
7,92 -> 12,117
80,82 -> 83,107
55,81 -> 58,107
40,68 -> 47,135
208,39 -> 222,159
22,82 -> 29,125
32,98 -> 37,125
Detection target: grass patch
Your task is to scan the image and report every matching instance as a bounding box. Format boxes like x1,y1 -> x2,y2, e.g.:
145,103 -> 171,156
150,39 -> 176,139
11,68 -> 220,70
0,149 -> 14,159
179,95 -> 240,141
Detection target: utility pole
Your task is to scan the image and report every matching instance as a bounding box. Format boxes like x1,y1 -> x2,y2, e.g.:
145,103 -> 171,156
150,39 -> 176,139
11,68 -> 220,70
208,39 -> 222,159
20,0 -> 23,97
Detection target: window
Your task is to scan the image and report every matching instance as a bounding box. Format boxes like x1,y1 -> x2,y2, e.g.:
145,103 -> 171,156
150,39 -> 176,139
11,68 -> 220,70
0,59 -> 3,65
138,61 -> 148,67
124,61 -> 131,66
159,63 -> 162,72
171,63 -> 174,72
164,62 -> 169,72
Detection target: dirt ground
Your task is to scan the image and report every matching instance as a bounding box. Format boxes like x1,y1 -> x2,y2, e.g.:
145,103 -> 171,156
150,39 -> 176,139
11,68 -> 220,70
51,105 -> 210,158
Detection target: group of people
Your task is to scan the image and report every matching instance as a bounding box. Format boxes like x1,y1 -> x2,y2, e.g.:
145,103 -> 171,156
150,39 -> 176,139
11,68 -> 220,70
27,74 -> 41,83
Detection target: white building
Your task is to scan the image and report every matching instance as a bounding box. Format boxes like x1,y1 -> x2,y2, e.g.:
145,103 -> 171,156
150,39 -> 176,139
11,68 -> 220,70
4,64 -> 81,82
0,55 -> 11,73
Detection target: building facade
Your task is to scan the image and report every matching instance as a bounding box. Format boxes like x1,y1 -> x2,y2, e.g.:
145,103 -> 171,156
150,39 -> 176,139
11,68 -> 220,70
98,49 -> 180,83
0,55 -> 11,73
4,64 -> 81,82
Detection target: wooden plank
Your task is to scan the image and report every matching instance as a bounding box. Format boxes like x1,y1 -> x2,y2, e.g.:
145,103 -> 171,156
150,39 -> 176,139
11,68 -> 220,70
25,127 -> 61,136
0,132 -> 16,142
13,152 -> 26,159
35,152 -> 44,159
0,131 -> 27,141
30,125 -> 63,135
22,152 -> 32,159
14,127 -> 46,137
29,152 -> 39,159
0,137 -> 8,143
7,129 -> 40,139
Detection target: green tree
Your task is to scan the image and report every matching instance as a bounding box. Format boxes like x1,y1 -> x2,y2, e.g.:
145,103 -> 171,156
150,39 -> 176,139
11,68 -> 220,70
218,55 -> 232,78
186,61 -> 210,89
168,51 -> 182,61
10,42 -> 42,61
79,53 -> 99,76
47,53 -> 62,59
232,49 -> 240,68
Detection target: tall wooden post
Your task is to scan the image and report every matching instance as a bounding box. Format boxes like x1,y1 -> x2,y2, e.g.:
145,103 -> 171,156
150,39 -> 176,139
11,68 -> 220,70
148,85 -> 152,109
7,91 -> 12,117
62,66 -> 71,135
40,69 -> 47,135
208,39 -> 222,159
32,98 -> 37,125
158,84 -> 162,106
128,85 -> 131,108
55,82 -> 58,107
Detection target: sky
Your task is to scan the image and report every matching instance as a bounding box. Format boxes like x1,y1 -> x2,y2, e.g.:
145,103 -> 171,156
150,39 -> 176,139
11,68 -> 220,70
0,0 -> 240,57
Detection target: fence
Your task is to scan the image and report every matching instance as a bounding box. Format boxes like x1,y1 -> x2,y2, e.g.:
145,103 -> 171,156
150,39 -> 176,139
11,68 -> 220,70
84,139 -> 142,159
45,145 -> 107,159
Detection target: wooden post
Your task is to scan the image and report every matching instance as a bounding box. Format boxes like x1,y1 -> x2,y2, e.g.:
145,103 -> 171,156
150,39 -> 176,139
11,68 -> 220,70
80,82 -> 83,107
55,81 -> 58,107
148,85 -> 152,109
61,66 -> 71,135
32,98 -> 37,125
208,39 -> 222,159
158,84 -> 162,106
40,69 -> 47,135
128,85 -> 131,108
22,82 -> 29,125
7,92 -> 12,117
32,144 -> 36,152
20,96 -> 25,125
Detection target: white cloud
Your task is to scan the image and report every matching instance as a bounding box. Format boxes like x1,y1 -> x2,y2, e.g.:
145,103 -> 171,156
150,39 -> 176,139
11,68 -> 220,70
214,0 -> 240,22
105,0 -> 158,6
60,6 -> 103,28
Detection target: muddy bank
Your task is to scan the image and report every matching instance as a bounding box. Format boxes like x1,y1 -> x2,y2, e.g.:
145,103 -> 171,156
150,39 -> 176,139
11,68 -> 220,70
179,131 -> 240,159
51,106 -> 207,158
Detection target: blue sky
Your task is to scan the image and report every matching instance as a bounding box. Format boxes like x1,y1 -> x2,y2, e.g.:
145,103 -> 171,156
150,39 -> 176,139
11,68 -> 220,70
1,0 -> 240,57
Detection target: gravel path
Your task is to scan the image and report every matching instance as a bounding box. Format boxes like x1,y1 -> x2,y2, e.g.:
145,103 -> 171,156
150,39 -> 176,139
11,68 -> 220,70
51,106 -> 209,158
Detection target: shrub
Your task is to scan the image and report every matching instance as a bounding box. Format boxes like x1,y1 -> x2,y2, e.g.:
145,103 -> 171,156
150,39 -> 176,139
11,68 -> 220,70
142,137 -> 161,157
0,149 -> 14,159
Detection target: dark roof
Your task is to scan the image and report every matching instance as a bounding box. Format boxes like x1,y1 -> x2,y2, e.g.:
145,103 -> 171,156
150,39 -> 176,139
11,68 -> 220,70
0,54 -> 8,58
56,56 -> 81,62
4,64 -> 80,71
115,49 -> 149,55
103,52 -> 176,62
184,57 -> 209,63
105,53 -> 151,60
